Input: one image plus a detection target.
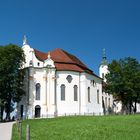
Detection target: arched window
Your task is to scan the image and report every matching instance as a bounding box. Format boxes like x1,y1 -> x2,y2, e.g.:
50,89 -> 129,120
108,98 -> 110,107
74,85 -> 78,101
97,89 -> 99,104
36,83 -> 41,100
61,84 -> 65,101
88,87 -> 90,102
29,60 -> 33,66
105,97 -> 107,108
37,62 -> 40,66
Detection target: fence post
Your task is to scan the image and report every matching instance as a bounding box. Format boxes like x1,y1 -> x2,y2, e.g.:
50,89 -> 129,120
26,124 -> 30,140
19,121 -> 22,140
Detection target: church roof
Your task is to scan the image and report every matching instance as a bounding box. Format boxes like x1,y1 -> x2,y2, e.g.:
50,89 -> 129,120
34,48 -> 100,78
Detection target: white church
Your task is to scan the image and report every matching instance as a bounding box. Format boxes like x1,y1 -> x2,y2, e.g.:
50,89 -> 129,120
17,37 -> 114,119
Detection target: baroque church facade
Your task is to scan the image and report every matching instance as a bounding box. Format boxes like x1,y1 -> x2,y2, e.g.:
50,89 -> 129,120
17,37 -> 113,119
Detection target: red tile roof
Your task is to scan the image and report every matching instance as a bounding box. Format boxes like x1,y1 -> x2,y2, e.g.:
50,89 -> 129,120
34,48 -> 100,77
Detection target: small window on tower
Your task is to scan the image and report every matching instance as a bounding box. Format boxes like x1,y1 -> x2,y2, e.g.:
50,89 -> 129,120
37,62 -> 40,66
29,60 -> 33,66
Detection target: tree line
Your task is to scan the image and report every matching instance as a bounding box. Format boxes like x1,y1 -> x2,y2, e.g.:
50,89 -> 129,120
0,44 -> 140,121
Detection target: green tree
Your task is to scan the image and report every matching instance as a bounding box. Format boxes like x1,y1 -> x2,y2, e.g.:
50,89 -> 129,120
105,57 -> 140,114
0,44 -> 25,121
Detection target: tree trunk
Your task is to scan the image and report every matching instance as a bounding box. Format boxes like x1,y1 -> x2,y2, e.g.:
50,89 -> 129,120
133,100 -> 137,114
121,103 -> 126,115
102,100 -> 106,115
129,103 -> 132,114
5,94 -> 12,121
5,93 -> 12,121
0,105 -> 4,121
5,102 -> 11,121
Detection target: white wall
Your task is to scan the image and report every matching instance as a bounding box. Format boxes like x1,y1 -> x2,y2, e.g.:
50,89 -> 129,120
56,71 -> 80,115
81,73 -> 103,115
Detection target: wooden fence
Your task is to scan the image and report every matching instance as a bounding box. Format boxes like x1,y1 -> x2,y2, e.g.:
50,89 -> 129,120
16,120 -> 30,140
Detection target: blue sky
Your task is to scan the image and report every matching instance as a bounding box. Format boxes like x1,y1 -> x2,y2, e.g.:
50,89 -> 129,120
0,0 -> 140,74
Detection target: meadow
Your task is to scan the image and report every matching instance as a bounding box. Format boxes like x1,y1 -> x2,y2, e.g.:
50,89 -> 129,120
12,115 -> 140,140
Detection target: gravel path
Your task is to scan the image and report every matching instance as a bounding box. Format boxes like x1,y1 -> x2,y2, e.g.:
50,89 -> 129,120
0,121 -> 15,140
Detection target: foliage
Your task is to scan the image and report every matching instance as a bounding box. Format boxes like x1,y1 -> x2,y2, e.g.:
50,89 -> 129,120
12,115 -> 140,140
0,44 -> 25,120
105,57 -> 140,113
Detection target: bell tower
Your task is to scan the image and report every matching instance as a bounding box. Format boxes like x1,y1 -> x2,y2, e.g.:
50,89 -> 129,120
99,48 -> 108,82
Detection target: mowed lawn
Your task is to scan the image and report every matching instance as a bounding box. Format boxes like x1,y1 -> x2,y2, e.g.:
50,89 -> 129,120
12,115 -> 140,140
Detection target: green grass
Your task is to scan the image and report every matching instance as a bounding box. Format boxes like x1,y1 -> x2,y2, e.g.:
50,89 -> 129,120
12,115 -> 140,140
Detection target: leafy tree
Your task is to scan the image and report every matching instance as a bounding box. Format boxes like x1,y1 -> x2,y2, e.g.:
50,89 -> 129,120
0,44 -> 25,121
105,57 -> 140,114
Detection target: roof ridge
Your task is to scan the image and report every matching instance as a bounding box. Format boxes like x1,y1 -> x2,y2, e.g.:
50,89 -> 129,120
54,48 -> 74,63
50,48 -> 93,73
61,49 -> 89,68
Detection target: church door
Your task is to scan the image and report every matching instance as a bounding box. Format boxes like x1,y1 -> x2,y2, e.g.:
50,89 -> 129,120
35,105 -> 41,118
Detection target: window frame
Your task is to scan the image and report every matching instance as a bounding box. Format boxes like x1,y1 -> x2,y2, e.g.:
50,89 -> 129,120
74,85 -> 78,101
88,87 -> 90,102
61,84 -> 65,101
97,89 -> 100,104
35,83 -> 41,100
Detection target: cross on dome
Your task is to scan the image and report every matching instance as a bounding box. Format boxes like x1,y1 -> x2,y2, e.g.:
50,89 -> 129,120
23,35 -> 27,45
